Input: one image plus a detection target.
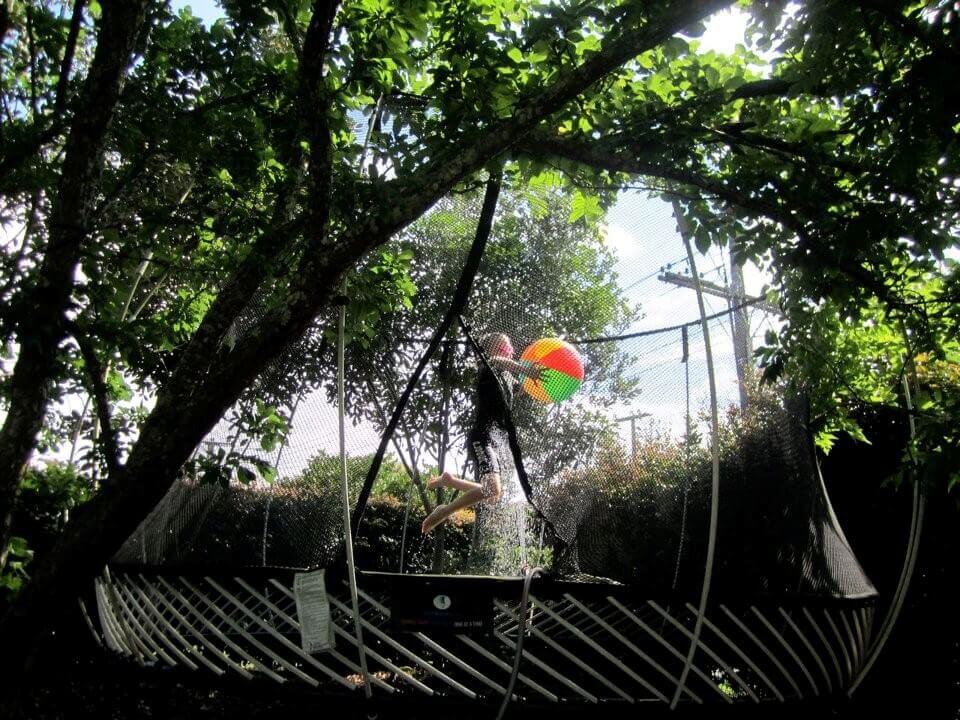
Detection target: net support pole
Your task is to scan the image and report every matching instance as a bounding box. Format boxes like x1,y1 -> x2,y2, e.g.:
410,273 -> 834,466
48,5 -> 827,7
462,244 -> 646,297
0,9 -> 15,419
670,200 -> 721,709
336,294 -> 373,699
351,170 -> 502,536
848,361 -> 925,695
495,566 -> 543,720
671,325 -> 692,594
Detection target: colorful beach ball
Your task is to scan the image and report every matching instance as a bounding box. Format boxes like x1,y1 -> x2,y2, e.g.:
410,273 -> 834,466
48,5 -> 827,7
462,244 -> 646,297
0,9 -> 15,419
519,338 -> 584,403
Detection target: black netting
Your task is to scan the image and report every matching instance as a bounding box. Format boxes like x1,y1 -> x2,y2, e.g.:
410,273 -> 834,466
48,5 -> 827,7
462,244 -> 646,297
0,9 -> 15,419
112,179 -> 875,603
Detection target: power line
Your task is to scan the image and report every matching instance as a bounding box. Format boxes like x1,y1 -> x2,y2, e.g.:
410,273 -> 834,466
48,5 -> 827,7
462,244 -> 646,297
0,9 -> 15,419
574,296 -> 770,344
621,254 -> 689,292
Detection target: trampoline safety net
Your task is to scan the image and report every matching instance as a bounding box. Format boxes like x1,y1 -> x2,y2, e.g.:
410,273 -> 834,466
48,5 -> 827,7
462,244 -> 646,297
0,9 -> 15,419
113,181 -> 876,605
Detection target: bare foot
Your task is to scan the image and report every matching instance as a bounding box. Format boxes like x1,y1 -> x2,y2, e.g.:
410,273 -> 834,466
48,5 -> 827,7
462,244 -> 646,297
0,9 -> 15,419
426,470 -> 455,491
421,505 -> 447,534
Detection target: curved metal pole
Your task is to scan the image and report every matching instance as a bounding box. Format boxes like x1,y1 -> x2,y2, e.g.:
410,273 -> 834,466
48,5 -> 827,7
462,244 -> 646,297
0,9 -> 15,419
671,325 -> 692,592
338,298 -> 373,698
495,567 -> 544,720
398,482 -> 413,573
848,366 -> 925,694
670,201 -> 721,709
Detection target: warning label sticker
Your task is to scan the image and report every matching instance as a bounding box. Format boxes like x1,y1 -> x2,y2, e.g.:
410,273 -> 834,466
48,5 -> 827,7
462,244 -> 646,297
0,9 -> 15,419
294,569 -> 334,653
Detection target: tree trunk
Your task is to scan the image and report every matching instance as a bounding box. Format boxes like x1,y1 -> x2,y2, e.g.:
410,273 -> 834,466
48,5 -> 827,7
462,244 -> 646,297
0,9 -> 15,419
0,0 -> 150,572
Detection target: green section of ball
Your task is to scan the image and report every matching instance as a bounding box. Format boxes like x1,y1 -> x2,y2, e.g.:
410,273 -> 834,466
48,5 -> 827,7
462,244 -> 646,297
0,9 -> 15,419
542,369 -> 582,403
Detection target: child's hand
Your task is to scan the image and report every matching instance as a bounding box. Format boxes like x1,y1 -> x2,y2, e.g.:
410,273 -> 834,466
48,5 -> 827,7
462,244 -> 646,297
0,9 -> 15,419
522,361 -> 545,383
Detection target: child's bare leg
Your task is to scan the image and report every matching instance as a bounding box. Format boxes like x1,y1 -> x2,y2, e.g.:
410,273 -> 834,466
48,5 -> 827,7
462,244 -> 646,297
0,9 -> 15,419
422,474 -> 502,534
422,487 -> 484,533
426,470 -> 482,493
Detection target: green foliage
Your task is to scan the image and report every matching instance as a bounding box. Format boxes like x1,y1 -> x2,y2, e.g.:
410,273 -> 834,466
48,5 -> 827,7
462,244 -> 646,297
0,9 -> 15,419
18,462 -> 90,509
354,494 -> 473,574
177,397 -> 291,487
288,450 -> 408,497
342,248 -> 418,347
549,378 -> 846,594
756,269 -> 960,498
246,399 -> 288,453
268,450 -> 472,572
908,350 -> 960,495
1,463 -> 91,598
0,536 -> 32,594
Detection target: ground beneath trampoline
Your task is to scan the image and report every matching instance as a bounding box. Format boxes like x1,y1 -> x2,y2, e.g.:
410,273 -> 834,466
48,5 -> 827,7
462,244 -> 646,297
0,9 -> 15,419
13,643 -> 956,720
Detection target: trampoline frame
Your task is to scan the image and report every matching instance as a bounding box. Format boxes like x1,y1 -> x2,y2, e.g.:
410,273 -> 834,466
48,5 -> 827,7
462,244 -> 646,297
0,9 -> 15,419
91,568 -> 875,707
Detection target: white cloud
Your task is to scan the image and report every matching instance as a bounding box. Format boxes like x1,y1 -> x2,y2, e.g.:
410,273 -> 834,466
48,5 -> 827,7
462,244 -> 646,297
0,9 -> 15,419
600,222 -> 641,259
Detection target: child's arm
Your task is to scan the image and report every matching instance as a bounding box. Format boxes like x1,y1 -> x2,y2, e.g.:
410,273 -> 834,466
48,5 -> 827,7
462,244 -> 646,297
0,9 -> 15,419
488,356 -> 543,381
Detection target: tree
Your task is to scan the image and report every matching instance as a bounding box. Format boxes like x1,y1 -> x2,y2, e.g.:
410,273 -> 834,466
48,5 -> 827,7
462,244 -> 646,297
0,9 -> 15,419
0,0 -> 957,693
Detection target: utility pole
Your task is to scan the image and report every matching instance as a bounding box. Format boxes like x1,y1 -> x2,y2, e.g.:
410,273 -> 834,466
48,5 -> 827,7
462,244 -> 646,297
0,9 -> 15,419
663,201 -> 778,411
658,267 -> 752,410
656,271 -> 778,315
727,247 -> 752,410
615,412 -> 651,459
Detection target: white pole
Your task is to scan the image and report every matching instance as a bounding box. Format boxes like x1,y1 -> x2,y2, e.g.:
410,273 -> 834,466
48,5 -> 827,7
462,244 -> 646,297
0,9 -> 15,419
849,368 -> 925,694
338,298 -> 373,698
670,201 -> 721,709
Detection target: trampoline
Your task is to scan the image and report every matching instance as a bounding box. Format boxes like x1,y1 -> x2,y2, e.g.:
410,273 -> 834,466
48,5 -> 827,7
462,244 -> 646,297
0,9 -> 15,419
88,129 -> 891,712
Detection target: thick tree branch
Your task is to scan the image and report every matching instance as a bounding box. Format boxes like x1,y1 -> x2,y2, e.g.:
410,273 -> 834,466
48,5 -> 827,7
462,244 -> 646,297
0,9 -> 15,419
729,77 -> 795,100
367,0 -> 734,243
67,322 -> 120,482
232,2 -> 736,379
300,0 -> 341,248
515,132 -> 800,229
168,1 -> 340,385
149,0 -> 736,529
171,0 -> 739,479
707,126 -> 888,190
707,125 -> 928,207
